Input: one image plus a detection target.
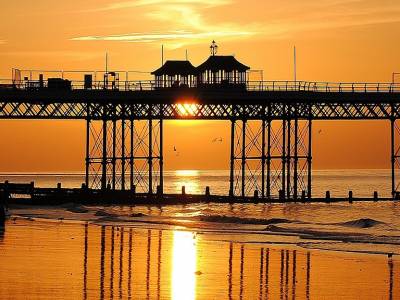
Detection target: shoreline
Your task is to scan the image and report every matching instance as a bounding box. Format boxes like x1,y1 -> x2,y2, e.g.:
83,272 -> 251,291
5,202 -> 400,257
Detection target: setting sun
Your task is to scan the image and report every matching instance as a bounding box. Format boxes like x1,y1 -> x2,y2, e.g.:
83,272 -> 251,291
176,103 -> 199,117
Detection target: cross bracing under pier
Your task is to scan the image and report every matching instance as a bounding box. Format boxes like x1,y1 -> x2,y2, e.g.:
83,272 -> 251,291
0,80 -> 400,199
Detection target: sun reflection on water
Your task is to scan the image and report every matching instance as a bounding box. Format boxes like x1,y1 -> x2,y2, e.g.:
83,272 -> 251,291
175,170 -> 201,194
175,170 -> 199,177
171,231 -> 197,300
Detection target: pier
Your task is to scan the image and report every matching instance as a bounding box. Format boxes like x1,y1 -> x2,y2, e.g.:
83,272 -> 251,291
1,42 -> 400,203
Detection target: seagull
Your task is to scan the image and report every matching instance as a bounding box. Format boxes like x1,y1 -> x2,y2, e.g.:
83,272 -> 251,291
173,146 -> 179,156
212,137 -> 223,143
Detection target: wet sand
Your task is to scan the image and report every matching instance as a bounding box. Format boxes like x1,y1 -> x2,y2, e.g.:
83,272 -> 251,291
0,217 -> 397,300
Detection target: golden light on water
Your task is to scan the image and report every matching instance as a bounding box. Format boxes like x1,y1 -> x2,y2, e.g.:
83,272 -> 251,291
176,104 -> 198,117
175,170 -> 199,177
175,170 -> 201,194
171,231 -> 197,300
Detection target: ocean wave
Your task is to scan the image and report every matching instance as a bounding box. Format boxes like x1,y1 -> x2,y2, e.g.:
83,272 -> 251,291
94,210 -> 117,217
264,224 -> 400,245
335,218 -> 385,228
194,215 -> 298,225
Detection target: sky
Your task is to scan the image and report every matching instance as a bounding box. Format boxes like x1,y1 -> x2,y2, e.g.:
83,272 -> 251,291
0,0 -> 399,171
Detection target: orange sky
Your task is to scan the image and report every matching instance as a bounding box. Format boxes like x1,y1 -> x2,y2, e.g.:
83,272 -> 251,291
0,0 -> 399,172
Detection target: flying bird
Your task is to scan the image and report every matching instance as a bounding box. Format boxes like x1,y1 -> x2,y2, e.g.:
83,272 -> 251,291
212,137 -> 223,143
173,146 -> 179,156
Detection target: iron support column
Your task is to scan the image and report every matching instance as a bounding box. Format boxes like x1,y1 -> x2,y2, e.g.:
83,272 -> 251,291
391,118 -> 395,197
130,119 -> 134,191
261,119 -> 266,198
287,119 -> 291,199
101,113 -> 107,190
294,118 -> 298,200
112,118 -> 117,190
160,117 -> 164,195
229,119 -> 235,197
266,119 -> 271,199
85,113 -> 90,188
149,119 -> 153,194
121,117 -> 126,190
307,119 -> 312,199
242,120 -> 246,197
282,119 -> 286,199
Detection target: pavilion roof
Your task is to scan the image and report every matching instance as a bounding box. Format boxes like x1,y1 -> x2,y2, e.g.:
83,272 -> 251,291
151,60 -> 197,76
196,55 -> 250,73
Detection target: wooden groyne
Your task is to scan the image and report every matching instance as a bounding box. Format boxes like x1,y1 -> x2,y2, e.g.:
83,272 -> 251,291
0,181 -> 398,206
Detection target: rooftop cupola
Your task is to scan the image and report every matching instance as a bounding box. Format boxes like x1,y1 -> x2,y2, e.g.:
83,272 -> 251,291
196,41 -> 250,87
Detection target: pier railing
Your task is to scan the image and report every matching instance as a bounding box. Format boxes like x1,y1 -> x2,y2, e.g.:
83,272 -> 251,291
0,79 -> 399,93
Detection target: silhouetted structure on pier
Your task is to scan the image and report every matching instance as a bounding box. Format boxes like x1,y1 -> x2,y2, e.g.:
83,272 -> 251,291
1,41 -> 400,201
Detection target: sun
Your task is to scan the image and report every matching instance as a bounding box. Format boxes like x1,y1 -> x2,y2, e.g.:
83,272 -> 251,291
176,103 -> 198,117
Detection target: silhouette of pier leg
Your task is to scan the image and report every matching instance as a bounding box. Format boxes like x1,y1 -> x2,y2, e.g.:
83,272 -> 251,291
308,118 -> 312,199
159,117 -> 164,196
121,117 -> 126,190
241,120 -> 246,197
85,105 -> 90,188
229,120 -> 235,197
112,117 -> 117,190
391,118 -> 400,198
282,118 -> 286,198
287,119 -> 291,199
294,119 -> 298,200
130,119 -> 134,191
266,119 -> 271,199
102,111 -> 107,190
261,119 -> 266,199
230,119 -> 265,198
86,112 -> 163,193
149,118 -> 153,194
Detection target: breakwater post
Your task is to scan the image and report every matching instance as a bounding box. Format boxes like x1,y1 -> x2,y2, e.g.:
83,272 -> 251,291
0,191 -> 6,224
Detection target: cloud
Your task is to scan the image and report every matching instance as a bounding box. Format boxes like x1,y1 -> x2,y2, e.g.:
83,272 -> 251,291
96,0 -> 230,11
73,0 -> 400,48
74,0 -> 262,48
72,30 -> 255,42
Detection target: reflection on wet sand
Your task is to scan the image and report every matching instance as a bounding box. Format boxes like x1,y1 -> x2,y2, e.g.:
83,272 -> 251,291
172,231 -> 196,300
0,220 -> 398,300
83,223 -> 88,300
389,256 -> 394,300
79,226 -> 398,300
